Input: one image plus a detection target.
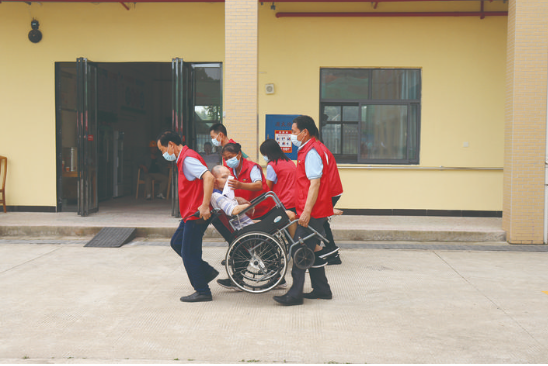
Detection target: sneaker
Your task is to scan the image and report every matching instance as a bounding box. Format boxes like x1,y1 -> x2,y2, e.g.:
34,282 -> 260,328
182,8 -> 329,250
216,278 -> 243,292
156,193 -> 166,199
317,246 -> 340,259
327,253 -> 342,266
146,194 -> 152,200
311,255 -> 327,268
275,278 -> 287,289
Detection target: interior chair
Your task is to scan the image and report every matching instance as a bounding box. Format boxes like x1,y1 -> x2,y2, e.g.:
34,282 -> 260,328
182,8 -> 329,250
136,167 -> 172,200
136,167 -> 155,199
0,156 -> 7,213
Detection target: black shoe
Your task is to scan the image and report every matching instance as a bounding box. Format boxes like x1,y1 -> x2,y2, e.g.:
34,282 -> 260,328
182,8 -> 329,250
217,278 -> 242,292
303,290 -> 332,300
206,268 -> 219,283
180,292 -> 212,302
317,246 -> 340,259
273,294 -> 303,306
221,259 -> 226,266
327,253 -> 342,265
311,255 -> 327,268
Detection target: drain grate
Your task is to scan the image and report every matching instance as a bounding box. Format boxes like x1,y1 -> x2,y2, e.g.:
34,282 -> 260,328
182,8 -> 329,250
84,227 -> 137,248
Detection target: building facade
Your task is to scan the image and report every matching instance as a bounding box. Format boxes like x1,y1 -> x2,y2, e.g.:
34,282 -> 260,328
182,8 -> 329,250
0,0 -> 546,243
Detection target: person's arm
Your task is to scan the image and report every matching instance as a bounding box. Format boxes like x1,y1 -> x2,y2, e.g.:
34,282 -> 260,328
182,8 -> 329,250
298,178 -> 320,228
232,203 -> 251,215
265,164 -> 276,190
228,180 -> 263,191
228,166 -> 264,191
198,171 -> 214,220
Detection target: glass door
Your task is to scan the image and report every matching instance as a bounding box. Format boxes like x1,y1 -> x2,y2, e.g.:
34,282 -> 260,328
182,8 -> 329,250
76,57 -> 98,216
171,57 -> 186,218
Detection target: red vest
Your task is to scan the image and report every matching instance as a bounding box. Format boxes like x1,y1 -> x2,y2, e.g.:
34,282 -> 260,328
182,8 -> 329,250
295,138 -> 333,219
176,146 -> 207,222
317,141 -> 343,197
228,157 -> 271,219
268,159 -> 296,209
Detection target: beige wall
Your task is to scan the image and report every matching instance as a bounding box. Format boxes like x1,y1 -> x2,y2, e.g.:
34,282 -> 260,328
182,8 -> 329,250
0,1 -> 508,213
257,1 -> 507,211
503,0 -> 548,244
0,2 -> 224,207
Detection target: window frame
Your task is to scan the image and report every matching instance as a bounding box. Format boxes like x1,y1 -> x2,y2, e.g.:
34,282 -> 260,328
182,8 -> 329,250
319,68 -> 421,165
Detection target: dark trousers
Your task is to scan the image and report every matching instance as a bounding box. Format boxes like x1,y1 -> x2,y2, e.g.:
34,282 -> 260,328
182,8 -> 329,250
323,195 -> 341,249
286,217 -> 332,299
171,219 -> 216,295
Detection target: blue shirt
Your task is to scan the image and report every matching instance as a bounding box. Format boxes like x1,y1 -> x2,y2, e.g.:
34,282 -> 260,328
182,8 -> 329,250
234,165 -> 262,183
299,140 -> 323,180
266,164 -> 277,184
181,157 -> 208,181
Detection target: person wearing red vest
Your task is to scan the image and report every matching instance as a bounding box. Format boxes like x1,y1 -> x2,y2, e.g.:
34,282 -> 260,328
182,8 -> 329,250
314,140 -> 344,265
208,123 -> 249,165
222,143 -> 271,220
157,130 -> 219,303
273,116 -> 333,306
260,139 -> 296,212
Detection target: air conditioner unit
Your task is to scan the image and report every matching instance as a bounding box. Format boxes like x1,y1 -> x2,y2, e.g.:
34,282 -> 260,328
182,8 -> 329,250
265,83 -> 275,95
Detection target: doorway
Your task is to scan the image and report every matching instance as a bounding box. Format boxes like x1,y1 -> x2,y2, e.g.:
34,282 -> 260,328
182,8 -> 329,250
55,60 -> 223,215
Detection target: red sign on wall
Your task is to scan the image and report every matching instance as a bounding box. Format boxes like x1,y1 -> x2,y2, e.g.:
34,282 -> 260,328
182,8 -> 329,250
87,135 -> 94,142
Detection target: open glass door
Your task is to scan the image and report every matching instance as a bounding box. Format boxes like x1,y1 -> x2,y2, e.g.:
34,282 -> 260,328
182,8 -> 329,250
76,57 -> 98,216
171,57 -> 186,217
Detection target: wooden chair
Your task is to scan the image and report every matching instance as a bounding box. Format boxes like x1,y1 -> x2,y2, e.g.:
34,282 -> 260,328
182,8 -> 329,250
136,166 -> 173,200
136,167 -> 154,199
0,156 -> 7,213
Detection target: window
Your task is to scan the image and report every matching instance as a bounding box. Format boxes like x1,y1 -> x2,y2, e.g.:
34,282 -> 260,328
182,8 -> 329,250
320,68 -> 421,164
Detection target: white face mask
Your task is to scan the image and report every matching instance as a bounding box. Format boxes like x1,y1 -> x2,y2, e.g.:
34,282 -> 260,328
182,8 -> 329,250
211,135 -> 222,147
162,144 -> 177,161
291,131 -> 304,147
263,155 -> 269,163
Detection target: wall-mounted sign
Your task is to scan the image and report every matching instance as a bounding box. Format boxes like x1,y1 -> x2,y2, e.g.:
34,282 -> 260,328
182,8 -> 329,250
265,114 -> 300,160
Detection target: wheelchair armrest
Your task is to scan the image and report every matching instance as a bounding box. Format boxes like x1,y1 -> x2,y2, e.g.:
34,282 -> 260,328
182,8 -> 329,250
235,191 -> 285,218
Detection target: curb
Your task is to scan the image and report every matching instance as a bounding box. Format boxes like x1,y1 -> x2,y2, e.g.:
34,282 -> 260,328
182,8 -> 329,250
0,225 -> 506,242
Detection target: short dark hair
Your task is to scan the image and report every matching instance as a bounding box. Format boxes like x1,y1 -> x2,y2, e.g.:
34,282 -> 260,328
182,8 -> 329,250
222,142 -> 241,155
293,115 -> 319,138
156,130 -> 182,147
204,141 -> 212,147
260,139 -> 290,163
209,123 -> 227,136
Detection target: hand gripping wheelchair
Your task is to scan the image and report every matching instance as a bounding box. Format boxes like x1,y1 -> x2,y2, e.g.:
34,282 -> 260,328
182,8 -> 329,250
209,191 -> 329,294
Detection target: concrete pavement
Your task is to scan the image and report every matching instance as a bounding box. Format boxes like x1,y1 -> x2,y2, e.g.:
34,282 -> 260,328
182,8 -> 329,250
1,239 -> 548,364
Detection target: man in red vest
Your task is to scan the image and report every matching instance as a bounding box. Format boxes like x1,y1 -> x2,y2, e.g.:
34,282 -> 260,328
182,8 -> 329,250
157,130 -> 219,303
208,123 -> 249,162
273,116 -> 333,306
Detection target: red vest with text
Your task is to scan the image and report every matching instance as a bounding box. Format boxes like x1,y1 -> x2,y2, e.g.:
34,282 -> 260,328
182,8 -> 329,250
177,146 -> 207,222
268,159 -> 296,209
317,141 -> 343,198
295,138 -> 333,219
228,157 -> 271,219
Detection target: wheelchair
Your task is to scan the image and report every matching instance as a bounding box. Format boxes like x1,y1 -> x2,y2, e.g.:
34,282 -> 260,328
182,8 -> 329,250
210,191 -> 329,294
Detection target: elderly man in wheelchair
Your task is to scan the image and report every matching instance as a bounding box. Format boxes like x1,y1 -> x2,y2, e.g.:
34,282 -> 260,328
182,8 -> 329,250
206,166 -> 328,294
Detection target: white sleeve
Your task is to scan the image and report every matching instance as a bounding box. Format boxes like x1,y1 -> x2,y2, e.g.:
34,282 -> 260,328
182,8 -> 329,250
266,164 -> 278,184
249,165 -> 263,183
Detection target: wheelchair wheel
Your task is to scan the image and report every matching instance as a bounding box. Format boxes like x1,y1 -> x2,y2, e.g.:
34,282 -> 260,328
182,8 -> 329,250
293,246 -> 315,270
225,232 -> 287,293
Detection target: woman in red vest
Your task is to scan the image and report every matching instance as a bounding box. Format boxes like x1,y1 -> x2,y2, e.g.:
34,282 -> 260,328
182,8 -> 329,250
273,115 -> 333,306
222,143 -> 271,219
259,139 -> 296,213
